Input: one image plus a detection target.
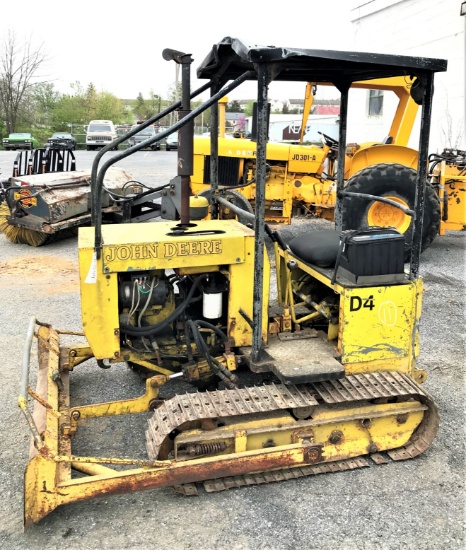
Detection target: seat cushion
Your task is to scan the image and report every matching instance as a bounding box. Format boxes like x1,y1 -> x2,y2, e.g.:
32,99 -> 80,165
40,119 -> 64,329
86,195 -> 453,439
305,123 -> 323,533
288,230 -> 341,267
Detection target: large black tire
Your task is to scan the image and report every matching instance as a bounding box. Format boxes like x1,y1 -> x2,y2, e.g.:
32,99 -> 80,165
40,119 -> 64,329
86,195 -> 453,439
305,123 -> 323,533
198,188 -> 254,226
341,163 -> 440,260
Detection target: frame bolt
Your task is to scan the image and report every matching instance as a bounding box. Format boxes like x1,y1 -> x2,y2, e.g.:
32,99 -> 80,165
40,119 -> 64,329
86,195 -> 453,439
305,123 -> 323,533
367,443 -> 378,454
329,430 -> 343,445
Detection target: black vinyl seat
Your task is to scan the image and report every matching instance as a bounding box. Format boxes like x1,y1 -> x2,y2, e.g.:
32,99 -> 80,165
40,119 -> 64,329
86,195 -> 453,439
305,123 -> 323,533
287,230 -> 341,268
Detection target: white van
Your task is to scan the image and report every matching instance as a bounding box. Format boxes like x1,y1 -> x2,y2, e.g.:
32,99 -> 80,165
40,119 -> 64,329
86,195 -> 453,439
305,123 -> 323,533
86,120 -> 118,151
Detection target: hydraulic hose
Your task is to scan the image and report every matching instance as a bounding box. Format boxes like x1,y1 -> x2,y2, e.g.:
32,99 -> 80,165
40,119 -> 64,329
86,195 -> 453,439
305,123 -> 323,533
193,320 -> 228,343
186,320 -> 237,388
120,274 -> 207,337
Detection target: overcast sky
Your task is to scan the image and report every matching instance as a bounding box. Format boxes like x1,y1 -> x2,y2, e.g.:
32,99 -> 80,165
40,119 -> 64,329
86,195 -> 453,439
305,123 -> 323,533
1,1 -> 355,102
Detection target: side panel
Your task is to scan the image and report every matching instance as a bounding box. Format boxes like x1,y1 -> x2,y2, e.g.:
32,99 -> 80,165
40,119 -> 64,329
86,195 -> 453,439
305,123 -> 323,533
79,247 -> 120,359
78,220 -> 267,356
339,279 -> 422,368
228,237 -> 270,346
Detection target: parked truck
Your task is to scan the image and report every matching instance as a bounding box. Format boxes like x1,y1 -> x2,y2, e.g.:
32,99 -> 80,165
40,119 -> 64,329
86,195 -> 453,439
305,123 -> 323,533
86,120 -> 118,151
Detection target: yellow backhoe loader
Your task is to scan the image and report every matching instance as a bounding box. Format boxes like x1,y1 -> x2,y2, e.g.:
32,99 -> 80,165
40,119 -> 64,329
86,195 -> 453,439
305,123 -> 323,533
191,76 -> 458,259
19,38 -> 447,527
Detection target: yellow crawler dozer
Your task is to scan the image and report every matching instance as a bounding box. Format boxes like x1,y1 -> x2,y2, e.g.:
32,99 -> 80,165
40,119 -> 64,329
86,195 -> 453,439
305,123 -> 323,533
19,38 -> 446,527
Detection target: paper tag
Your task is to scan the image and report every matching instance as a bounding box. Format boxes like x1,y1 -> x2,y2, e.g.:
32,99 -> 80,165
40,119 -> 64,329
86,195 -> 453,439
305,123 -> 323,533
84,252 -> 97,284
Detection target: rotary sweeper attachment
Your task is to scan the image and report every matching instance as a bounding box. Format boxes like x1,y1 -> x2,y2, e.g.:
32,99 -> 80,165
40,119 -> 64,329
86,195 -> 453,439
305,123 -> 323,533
0,148 -> 172,246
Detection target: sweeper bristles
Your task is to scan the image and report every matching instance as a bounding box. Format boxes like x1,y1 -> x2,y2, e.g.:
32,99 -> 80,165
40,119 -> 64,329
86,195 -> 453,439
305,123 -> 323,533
0,203 -> 48,246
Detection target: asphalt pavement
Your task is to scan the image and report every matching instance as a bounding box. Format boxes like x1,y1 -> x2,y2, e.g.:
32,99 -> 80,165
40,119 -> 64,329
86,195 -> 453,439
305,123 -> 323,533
0,150 -> 464,550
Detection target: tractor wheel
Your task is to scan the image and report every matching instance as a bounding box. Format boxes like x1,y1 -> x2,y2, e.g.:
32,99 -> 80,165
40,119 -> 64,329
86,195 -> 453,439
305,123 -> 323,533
341,163 -> 440,260
198,188 -> 254,226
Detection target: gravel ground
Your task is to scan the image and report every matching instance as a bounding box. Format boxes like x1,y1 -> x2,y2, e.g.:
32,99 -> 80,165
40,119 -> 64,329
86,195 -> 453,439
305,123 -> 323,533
0,151 -> 464,549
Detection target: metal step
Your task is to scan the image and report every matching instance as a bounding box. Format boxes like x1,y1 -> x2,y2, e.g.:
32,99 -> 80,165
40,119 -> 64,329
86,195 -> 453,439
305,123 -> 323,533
242,334 -> 345,383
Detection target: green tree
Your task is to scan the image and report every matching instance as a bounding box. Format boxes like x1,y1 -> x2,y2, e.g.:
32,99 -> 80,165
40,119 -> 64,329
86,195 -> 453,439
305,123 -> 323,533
243,101 -> 255,117
94,90 -> 125,121
227,100 -> 242,112
85,83 -> 98,120
51,93 -> 87,129
32,82 -> 59,127
167,82 -> 182,125
191,98 -> 209,133
147,91 -> 161,115
133,91 -> 163,121
49,82 -> 126,131
134,92 -> 146,119
167,82 -> 181,104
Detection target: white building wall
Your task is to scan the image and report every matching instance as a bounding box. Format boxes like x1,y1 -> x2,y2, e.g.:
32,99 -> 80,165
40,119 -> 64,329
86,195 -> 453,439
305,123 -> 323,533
346,87 -> 400,145
347,0 -> 465,152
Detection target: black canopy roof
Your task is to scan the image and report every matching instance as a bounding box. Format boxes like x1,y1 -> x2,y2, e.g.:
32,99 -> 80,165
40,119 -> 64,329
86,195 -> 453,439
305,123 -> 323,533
197,37 -> 448,85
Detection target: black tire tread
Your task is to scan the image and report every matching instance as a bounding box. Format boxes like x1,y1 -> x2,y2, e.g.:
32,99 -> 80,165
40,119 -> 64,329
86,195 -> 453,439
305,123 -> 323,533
341,163 -> 440,258
198,188 -> 254,226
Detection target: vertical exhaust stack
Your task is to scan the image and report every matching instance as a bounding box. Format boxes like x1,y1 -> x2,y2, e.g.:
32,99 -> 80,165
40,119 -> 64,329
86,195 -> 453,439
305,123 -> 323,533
162,49 -> 194,226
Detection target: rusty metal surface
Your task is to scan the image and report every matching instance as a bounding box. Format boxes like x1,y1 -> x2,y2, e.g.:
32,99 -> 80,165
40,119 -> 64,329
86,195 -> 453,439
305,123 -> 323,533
146,383 -> 319,458
146,371 -> 437,461
8,166 -> 134,223
312,371 -> 425,403
58,445 -> 315,505
369,453 -> 389,465
387,388 -> 439,460
26,322 -> 440,527
201,457 -> 370,493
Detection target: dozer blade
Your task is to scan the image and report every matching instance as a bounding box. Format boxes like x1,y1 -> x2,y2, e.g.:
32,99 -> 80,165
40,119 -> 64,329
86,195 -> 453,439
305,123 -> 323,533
21,324 -> 439,527
22,323 -> 69,527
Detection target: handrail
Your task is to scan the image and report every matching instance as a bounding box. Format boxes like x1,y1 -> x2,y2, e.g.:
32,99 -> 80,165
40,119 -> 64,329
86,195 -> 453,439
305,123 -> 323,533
92,70 -> 255,258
